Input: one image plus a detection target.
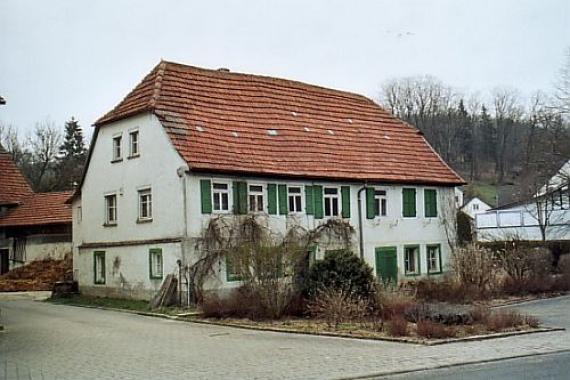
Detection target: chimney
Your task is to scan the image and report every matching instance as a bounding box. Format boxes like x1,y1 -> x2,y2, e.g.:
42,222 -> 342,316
217,68 -> 230,72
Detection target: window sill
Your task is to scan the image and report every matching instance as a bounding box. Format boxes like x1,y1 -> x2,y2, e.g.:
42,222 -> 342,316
110,158 -> 123,163
404,272 -> 421,277
136,218 -> 153,224
427,271 -> 443,275
103,223 -> 117,227
150,275 -> 163,280
127,154 -> 140,160
94,281 -> 106,285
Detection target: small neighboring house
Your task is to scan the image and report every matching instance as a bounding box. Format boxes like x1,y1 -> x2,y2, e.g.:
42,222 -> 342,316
476,160 -> 570,242
0,148 -> 72,274
460,197 -> 492,219
72,61 -> 465,300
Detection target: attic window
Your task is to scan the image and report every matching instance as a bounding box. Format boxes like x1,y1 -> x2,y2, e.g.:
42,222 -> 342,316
232,131 -> 239,137
267,129 -> 278,136
195,126 -> 204,132
327,130 -> 334,135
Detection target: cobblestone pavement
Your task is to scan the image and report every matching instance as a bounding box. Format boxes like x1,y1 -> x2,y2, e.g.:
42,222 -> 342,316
0,296 -> 569,380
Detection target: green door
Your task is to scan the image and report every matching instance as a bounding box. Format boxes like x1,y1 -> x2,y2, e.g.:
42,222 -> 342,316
375,247 -> 398,286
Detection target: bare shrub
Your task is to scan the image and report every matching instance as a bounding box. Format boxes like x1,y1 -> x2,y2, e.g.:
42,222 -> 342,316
497,243 -> 552,282
451,244 -> 497,297
486,310 -> 525,332
377,291 -> 416,320
201,287 -> 260,319
469,305 -> 491,324
553,255 -> 570,291
387,315 -> 409,336
416,320 -> 457,339
525,315 -> 540,328
414,278 -> 482,303
307,288 -> 369,328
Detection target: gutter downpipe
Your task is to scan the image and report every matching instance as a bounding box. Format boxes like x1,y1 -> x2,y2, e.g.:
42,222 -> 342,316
357,183 -> 368,260
177,165 -> 190,305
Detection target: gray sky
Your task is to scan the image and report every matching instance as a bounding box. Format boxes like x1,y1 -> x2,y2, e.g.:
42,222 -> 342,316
1,0 -> 569,140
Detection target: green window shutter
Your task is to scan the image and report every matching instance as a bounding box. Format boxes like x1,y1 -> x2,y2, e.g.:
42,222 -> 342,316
402,188 -> 416,217
233,181 -> 248,214
278,184 -> 288,215
305,185 -> 314,215
366,187 -> 376,219
200,179 -> 212,214
341,186 -> 351,218
149,248 -> 163,280
424,189 -> 437,217
313,185 -> 324,219
267,184 -> 277,214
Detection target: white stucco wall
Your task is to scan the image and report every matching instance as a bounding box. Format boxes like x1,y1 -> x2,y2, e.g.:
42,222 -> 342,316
461,197 -> 492,219
0,235 -> 71,271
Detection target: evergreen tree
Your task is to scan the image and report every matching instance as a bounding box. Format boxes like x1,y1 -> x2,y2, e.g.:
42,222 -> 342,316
56,117 -> 88,190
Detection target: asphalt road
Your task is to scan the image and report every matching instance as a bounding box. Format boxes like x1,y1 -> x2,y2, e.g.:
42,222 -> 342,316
383,351 -> 570,379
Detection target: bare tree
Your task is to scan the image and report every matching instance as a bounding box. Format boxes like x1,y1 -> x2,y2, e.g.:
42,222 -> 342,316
492,88 -> 523,183
554,47 -> 570,117
25,120 -> 62,191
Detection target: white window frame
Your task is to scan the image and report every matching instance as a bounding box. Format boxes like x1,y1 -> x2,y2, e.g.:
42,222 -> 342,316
212,182 -> 231,213
248,184 -> 264,212
112,134 -> 122,161
427,245 -> 441,274
323,187 -> 340,217
374,189 -> 388,217
404,245 -> 420,275
288,186 -> 303,213
94,251 -> 105,285
129,129 -> 140,157
138,188 -> 152,221
149,249 -> 163,279
104,193 -> 117,225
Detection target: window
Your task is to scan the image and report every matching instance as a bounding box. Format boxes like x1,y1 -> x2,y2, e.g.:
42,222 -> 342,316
248,185 -> 264,212
129,130 -> 139,157
288,186 -> 302,213
374,190 -> 387,217
424,189 -> 438,218
473,203 -> 479,210
427,244 -> 442,274
94,251 -> 106,284
149,248 -> 163,279
404,245 -> 420,275
112,135 -> 122,161
213,183 -> 230,212
324,187 -> 339,217
226,255 -> 242,282
138,188 -> 152,221
402,188 -> 417,218
104,194 -> 117,225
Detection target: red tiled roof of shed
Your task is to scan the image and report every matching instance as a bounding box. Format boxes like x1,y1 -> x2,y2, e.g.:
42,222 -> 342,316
0,191 -> 73,227
96,61 -> 464,186
0,149 -> 33,205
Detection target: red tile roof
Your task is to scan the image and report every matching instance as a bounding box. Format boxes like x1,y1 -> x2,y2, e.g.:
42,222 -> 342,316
0,150 -> 33,205
0,191 -> 72,227
96,61 -> 464,186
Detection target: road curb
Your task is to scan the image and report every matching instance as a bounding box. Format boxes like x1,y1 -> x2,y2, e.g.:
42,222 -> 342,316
339,348 -> 570,379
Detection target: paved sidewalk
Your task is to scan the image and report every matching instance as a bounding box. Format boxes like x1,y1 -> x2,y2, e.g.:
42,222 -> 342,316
0,296 -> 569,380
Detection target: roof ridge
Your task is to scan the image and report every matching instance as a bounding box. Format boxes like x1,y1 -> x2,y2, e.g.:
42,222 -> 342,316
160,60 -> 375,104
150,60 -> 167,108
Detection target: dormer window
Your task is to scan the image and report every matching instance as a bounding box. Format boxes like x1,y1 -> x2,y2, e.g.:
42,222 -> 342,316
112,135 -> 122,161
129,130 -> 139,158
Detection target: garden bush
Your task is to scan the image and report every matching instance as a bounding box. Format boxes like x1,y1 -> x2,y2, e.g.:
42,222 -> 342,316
416,320 -> 457,339
307,288 -> 369,328
304,250 -> 376,301
387,315 -> 409,336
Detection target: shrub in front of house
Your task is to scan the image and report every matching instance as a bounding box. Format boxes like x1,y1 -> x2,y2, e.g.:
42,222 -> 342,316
416,320 -> 457,339
307,288 -> 369,328
303,250 -> 376,302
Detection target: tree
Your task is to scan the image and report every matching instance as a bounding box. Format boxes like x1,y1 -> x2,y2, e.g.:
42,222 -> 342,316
554,47 -> 570,117
23,120 -> 62,192
55,117 -> 87,190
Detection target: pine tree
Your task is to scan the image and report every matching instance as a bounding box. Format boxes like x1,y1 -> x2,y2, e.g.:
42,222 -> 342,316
56,117 -> 88,190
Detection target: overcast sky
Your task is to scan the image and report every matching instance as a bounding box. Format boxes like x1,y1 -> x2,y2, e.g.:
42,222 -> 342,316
1,0 -> 569,140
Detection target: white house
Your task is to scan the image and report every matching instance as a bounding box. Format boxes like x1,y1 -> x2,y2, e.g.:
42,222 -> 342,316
460,196 -> 492,219
476,160 -> 570,242
72,61 -> 465,300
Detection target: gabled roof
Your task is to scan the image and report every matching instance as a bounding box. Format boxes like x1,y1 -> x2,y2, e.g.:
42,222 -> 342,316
0,148 -> 33,205
0,191 -> 73,227
95,61 -> 464,186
